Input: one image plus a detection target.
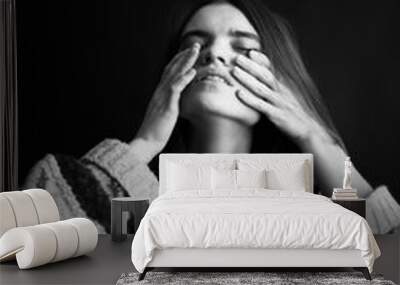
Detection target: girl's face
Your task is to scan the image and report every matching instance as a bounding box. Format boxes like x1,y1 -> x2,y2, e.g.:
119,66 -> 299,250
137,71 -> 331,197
179,3 -> 262,126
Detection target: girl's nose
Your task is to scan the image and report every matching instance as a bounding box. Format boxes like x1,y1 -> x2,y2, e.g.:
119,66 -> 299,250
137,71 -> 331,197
203,52 -> 226,65
199,41 -> 230,66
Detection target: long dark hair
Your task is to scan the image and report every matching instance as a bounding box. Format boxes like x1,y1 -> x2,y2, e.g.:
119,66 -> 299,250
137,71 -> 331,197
159,0 -> 345,155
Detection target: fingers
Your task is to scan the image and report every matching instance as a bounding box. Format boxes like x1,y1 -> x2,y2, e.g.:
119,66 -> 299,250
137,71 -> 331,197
163,43 -> 200,81
176,43 -> 200,75
232,66 -> 280,106
248,50 -> 272,69
151,67 -> 196,109
155,43 -> 199,113
164,46 -> 193,72
236,89 -> 280,117
235,54 -> 277,90
169,68 -> 197,105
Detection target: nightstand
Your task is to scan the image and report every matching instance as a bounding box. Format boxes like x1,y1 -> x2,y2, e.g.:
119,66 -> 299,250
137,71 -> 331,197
111,197 -> 149,242
331,198 -> 366,218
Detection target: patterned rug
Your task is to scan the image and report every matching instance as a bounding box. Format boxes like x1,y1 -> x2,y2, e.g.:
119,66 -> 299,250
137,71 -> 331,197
116,271 -> 396,285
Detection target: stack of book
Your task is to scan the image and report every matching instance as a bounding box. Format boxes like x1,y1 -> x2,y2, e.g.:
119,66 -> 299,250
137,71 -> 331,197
332,188 -> 358,200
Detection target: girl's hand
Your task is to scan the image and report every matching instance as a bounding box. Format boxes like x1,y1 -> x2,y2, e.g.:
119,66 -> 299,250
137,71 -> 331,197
232,50 -> 331,145
231,51 -> 377,204
131,43 -> 200,163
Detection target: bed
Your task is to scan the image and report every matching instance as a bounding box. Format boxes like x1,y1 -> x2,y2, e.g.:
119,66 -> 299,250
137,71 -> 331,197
131,153 -> 381,280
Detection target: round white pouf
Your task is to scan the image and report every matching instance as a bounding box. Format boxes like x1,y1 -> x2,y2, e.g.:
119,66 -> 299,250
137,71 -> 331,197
64,218 -> 98,257
23,189 -> 60,224
42,220 -> 79,262
0,191 -> 39,227
0,226 -> 57,269
0,218 -> 98,269
0,196 -> 17,237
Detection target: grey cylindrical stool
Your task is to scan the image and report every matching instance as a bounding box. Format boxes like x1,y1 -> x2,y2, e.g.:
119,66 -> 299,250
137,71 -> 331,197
111,197 -> 149,242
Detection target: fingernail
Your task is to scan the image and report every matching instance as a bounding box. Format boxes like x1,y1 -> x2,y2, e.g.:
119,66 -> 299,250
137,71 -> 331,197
193,42 -> 201,51
248,50 -> 255,58
249,50 -> 260,59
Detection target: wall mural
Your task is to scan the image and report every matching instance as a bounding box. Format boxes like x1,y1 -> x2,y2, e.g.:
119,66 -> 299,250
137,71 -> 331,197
17,0 -> 400,234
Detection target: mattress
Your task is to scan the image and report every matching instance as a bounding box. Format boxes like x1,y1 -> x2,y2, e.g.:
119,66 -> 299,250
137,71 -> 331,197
131,190 -> 380,273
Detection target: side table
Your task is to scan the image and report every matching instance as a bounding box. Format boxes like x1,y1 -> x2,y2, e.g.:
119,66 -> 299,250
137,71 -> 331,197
331,198 -> 366,218
111,197 -> 149,242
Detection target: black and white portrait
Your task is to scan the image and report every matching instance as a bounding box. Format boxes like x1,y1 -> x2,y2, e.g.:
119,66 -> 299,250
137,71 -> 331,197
17,0 -> 400,235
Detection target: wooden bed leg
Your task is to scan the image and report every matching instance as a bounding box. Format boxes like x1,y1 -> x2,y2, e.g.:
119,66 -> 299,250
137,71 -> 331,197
138,268 -> 147,281
354,267 -> 371,280
361,267 -> 372,280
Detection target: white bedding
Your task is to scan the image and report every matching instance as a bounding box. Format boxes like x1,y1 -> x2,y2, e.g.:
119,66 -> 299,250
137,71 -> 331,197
131,190 -> 380,273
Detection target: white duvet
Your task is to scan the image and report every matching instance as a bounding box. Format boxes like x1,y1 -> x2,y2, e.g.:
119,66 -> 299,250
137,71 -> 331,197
131,190 -> 380,273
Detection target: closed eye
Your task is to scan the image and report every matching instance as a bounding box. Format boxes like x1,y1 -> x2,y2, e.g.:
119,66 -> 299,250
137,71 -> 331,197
235,47 -> 253,52
233,46 -> 259,55
179,30 -> 209,51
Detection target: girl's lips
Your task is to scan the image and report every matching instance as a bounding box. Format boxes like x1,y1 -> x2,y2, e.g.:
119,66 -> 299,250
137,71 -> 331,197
198,74 -> 230,85
194,68 -> 234,87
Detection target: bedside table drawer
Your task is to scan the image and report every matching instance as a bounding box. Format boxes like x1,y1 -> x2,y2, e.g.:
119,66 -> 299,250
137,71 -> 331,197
331,199 -> 366,218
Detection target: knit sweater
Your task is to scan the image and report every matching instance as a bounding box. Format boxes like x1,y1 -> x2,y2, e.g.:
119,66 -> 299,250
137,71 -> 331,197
24,139 -> 158,233
24,139 -> 400,235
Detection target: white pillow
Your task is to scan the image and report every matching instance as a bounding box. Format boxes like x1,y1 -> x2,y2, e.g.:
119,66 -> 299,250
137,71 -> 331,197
236,169 -> 268,189
165,158 -> 236,170
211,169 -> 268,190
211,168 -> 236,190
237,159 -> 309,192
166,162 -> 211,191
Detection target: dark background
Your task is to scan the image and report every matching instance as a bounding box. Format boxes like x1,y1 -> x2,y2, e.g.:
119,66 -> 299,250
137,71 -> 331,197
17,0 -> 400,201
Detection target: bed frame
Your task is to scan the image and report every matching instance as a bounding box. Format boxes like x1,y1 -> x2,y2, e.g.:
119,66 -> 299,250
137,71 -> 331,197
138,154 -> 371,280
140,248 -> 370,280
